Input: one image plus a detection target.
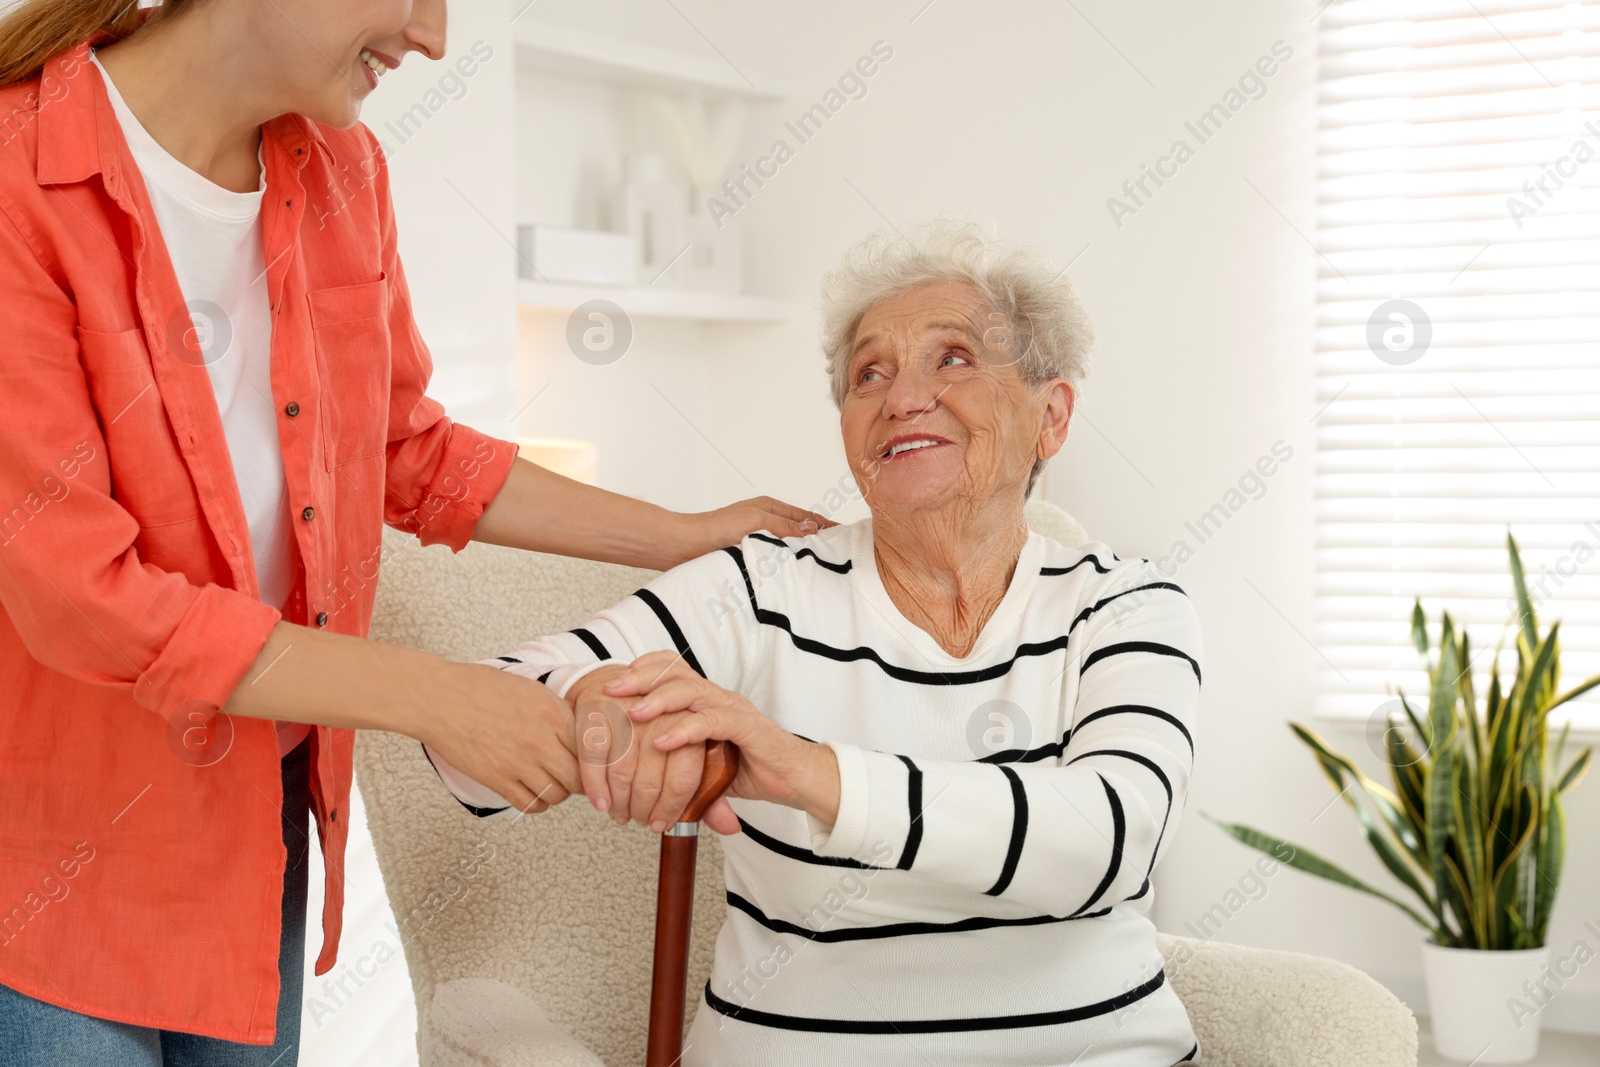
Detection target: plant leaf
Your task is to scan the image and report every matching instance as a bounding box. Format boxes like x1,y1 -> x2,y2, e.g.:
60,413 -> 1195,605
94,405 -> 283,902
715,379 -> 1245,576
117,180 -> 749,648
1291,723 -> 1418,854
1411,599 -> 1429,657
1397,686 -> 1431,755
1387,723 -> 1429,864
1518,623 -> 1561,728
1201,815 -> 1438,933
1506,901 -> 1534,951
1291,723 -> 1436,914
1532,791 -> 1565,944
1490,790 -> 1536,951
1428,743 -> 1456,910
1548,672 -> 1600,712
1428,638 -> 1461,763
1486,660 -> 1503,743
1458,630 -> 1482,779
1441,851 -> 1480,948
1507,531 -> 1538,652
1425,637 -> 1461,886
1452,754 -> 1487,938
1488,651 -> 1524,828
1557,748 -> 1592,795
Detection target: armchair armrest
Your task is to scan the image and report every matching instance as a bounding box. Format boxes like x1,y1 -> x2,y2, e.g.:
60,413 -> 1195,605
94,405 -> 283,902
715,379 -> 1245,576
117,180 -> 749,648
1157,934 -> 1417,1067
422,978 -> 605,1067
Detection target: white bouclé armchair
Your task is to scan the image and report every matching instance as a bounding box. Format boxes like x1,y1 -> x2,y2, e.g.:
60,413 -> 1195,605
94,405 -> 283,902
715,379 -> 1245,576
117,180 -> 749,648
358,501 -> 1418,1066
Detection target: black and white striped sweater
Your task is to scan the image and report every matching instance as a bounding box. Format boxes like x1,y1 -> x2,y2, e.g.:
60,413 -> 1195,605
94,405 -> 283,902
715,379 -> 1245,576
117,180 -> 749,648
429,520 -> 1203,1066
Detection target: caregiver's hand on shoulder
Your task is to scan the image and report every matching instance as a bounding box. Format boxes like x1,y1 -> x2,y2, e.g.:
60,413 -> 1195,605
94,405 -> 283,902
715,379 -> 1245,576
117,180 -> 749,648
417,662 -> 582,815
681,497 -> 835,558
566,665 -> 708,832
601,651 -> 841,836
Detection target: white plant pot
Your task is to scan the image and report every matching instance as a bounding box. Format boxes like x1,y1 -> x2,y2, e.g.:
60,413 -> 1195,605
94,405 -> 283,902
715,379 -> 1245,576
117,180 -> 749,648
1421,941 -> 1550,1063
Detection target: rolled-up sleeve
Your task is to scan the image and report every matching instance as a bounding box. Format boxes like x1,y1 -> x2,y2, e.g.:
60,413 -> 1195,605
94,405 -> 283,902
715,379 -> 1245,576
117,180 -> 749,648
364,127 -> 516,551
0,205 -> 280,721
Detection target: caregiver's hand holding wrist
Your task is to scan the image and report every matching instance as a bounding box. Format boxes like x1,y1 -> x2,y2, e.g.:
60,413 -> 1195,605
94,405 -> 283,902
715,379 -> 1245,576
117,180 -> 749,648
225,623 -> 580,815
413,661 -> 581,814
601,651 -> 841,836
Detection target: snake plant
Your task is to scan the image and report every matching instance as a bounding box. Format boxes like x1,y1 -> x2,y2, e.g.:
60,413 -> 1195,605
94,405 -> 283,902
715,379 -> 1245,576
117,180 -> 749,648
1209,533 -> 1597,949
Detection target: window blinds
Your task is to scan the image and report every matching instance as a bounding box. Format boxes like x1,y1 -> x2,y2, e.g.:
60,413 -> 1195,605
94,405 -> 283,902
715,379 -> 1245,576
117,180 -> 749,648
1314,0 -> 1600,732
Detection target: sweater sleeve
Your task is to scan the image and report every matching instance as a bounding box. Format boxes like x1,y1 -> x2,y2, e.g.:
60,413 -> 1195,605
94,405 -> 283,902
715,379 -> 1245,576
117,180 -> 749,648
423,541 -> 769,816
807,562 -> 1201,917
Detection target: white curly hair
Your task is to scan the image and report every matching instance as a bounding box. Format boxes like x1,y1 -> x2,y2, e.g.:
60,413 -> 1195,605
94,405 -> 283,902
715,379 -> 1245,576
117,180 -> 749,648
818,219 -> 1095,494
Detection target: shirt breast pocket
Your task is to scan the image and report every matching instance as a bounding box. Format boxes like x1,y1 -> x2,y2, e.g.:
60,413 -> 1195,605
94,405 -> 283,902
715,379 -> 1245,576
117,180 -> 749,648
77,325 -> 201,527
307,274 -> 391,467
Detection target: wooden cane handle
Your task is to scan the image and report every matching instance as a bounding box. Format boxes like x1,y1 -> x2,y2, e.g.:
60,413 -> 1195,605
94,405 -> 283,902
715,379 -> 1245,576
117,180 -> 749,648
679,740 -> 739,823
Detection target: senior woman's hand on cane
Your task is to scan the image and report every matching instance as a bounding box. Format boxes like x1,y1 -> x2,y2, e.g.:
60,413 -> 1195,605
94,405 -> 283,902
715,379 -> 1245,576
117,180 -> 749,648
564,663 -> 710,831
596,650 -> 842,836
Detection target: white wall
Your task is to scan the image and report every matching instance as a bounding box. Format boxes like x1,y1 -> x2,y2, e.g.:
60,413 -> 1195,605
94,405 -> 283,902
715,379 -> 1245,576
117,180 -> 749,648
514,0 -> 1600,1033
374,0 -> 518,430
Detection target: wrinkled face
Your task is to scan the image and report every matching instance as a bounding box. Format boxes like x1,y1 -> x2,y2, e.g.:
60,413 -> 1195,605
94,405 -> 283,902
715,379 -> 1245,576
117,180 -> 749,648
840,282 -> 1073,519
261,0 -> 446,128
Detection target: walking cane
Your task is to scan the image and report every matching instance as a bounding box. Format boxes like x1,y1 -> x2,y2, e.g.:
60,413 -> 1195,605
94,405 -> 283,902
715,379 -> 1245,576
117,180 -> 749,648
645,739 -> 740,1067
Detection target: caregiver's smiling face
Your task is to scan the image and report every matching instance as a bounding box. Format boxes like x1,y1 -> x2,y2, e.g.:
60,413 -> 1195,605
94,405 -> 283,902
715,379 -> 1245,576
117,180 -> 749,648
271,0 -> 447,128
841,281 -> 1069,516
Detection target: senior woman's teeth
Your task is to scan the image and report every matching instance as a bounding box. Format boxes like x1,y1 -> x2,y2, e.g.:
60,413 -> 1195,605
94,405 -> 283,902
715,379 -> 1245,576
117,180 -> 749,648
886,439 -> 943,459
359,49 -> 388,74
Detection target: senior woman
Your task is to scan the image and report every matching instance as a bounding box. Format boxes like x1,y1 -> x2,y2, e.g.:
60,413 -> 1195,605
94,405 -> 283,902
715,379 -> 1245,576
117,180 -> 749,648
0,0 -> 825,1062
433,222 -> 1202,1066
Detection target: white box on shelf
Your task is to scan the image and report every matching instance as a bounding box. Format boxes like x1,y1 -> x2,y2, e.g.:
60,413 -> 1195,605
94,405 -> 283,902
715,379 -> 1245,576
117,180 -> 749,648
515,225 -> 634,286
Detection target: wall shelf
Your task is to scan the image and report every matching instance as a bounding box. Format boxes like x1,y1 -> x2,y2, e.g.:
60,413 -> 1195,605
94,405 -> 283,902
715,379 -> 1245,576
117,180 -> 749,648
517,281 -> 789,323
512,22 -> 784,101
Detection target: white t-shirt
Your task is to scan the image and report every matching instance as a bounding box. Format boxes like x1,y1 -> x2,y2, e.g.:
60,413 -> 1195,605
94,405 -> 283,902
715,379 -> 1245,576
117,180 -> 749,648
91,50 -> 306,757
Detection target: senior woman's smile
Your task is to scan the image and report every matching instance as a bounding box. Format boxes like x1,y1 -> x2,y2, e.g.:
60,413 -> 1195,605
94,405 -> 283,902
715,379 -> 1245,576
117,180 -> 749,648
435,220 -> 1203,1066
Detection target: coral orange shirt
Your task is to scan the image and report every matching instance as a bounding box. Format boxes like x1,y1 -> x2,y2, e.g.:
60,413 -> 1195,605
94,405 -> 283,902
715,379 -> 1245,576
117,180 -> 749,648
0,42 -> 516,1043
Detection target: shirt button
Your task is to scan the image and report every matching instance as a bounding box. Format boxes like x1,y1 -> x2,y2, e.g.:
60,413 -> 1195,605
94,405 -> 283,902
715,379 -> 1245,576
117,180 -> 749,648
330,807 -> 339,823
285,401 -> 300,417
302,506 -> 315,521
315,611 -> 328,627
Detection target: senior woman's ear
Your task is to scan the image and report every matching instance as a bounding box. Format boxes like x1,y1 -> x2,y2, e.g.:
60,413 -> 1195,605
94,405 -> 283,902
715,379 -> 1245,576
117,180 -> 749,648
1035,379 -> 1076,461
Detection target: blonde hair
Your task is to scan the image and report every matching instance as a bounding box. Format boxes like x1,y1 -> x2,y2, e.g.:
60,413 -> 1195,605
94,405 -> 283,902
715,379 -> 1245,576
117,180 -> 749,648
0,0 -> 190,88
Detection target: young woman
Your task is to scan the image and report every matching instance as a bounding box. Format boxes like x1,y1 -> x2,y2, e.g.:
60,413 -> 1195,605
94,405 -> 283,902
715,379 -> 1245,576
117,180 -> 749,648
0,1 -> 822,1062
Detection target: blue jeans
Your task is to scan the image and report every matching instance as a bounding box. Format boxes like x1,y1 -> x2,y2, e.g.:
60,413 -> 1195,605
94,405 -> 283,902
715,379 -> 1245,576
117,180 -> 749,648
0,734 -> 312,1066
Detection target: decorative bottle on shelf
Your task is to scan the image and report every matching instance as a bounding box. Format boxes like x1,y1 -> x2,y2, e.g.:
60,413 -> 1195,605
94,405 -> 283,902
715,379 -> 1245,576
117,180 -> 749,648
683,186 -> 743,295
612,153 -> 689,288
638,91 -> 747,294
